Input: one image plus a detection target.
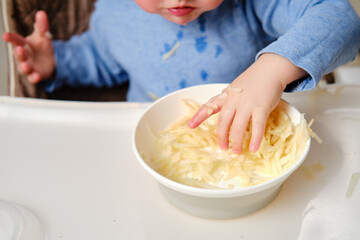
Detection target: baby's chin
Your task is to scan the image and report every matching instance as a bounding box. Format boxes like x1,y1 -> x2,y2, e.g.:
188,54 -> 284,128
161,12 -> 202,26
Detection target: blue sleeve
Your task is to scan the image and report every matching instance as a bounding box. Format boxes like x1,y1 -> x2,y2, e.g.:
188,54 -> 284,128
249,0 -> 360,92
43,3 -> 128,92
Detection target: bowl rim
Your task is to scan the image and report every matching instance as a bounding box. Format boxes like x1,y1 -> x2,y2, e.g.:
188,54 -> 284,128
132,84 -> 311,198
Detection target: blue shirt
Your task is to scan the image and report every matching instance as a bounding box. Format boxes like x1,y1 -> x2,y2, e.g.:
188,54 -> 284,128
46,0 -> 360,102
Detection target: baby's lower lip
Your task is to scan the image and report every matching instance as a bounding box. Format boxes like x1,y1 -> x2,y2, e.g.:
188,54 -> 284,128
167,7 -> 195,16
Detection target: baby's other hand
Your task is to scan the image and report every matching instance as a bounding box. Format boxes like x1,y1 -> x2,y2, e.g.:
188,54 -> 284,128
188,53 -> 307,154
2,10 -> 55,84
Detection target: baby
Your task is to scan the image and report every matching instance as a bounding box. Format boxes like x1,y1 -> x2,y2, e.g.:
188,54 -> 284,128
3,0 -> 360,153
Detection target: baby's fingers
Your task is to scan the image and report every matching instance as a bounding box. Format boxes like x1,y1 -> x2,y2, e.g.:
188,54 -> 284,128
249,108 -> 269,152
188,104 -> 220,128
18,62 -> 33,75
229,110 -> 251,154
14,46 -> 29,61
28,72 -> 41,84
2,32 -> 26,46
217,107 -> 236,151
34,11 -> 50,37
188,95 -> 224,128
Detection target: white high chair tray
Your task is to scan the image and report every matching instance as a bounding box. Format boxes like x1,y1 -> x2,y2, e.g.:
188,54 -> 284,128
0,84 -> 359,240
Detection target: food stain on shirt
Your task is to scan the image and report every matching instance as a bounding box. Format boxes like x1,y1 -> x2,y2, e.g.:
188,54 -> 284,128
198,15 -> 206,32
201,70 -> 208,81
195,36 -> 208,53
148,91 -> 159,101
162,41 -> 181,61
215,45 -> 223,58
179,79 -> 188,88
161,29 -> 184,60
177,30 -> 184,40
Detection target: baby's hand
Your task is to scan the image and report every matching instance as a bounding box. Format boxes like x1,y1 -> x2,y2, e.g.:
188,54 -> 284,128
2,11 -> 55,84
188,53 -> 306,154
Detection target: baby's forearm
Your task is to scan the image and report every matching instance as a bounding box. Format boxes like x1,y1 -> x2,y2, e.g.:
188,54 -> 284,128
240,53 -> 308,90
233,53 -> 308,90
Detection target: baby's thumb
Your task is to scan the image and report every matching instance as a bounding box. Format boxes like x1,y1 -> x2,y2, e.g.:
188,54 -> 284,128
34,10 -> 51,38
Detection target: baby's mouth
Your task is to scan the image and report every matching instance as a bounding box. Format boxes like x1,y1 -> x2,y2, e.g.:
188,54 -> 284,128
167,6 -> 195,16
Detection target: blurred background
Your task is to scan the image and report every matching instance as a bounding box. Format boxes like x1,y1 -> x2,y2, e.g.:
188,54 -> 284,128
1,0 -> 359,100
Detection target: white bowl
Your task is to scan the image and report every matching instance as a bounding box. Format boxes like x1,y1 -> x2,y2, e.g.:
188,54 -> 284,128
132,84 -> 310,219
